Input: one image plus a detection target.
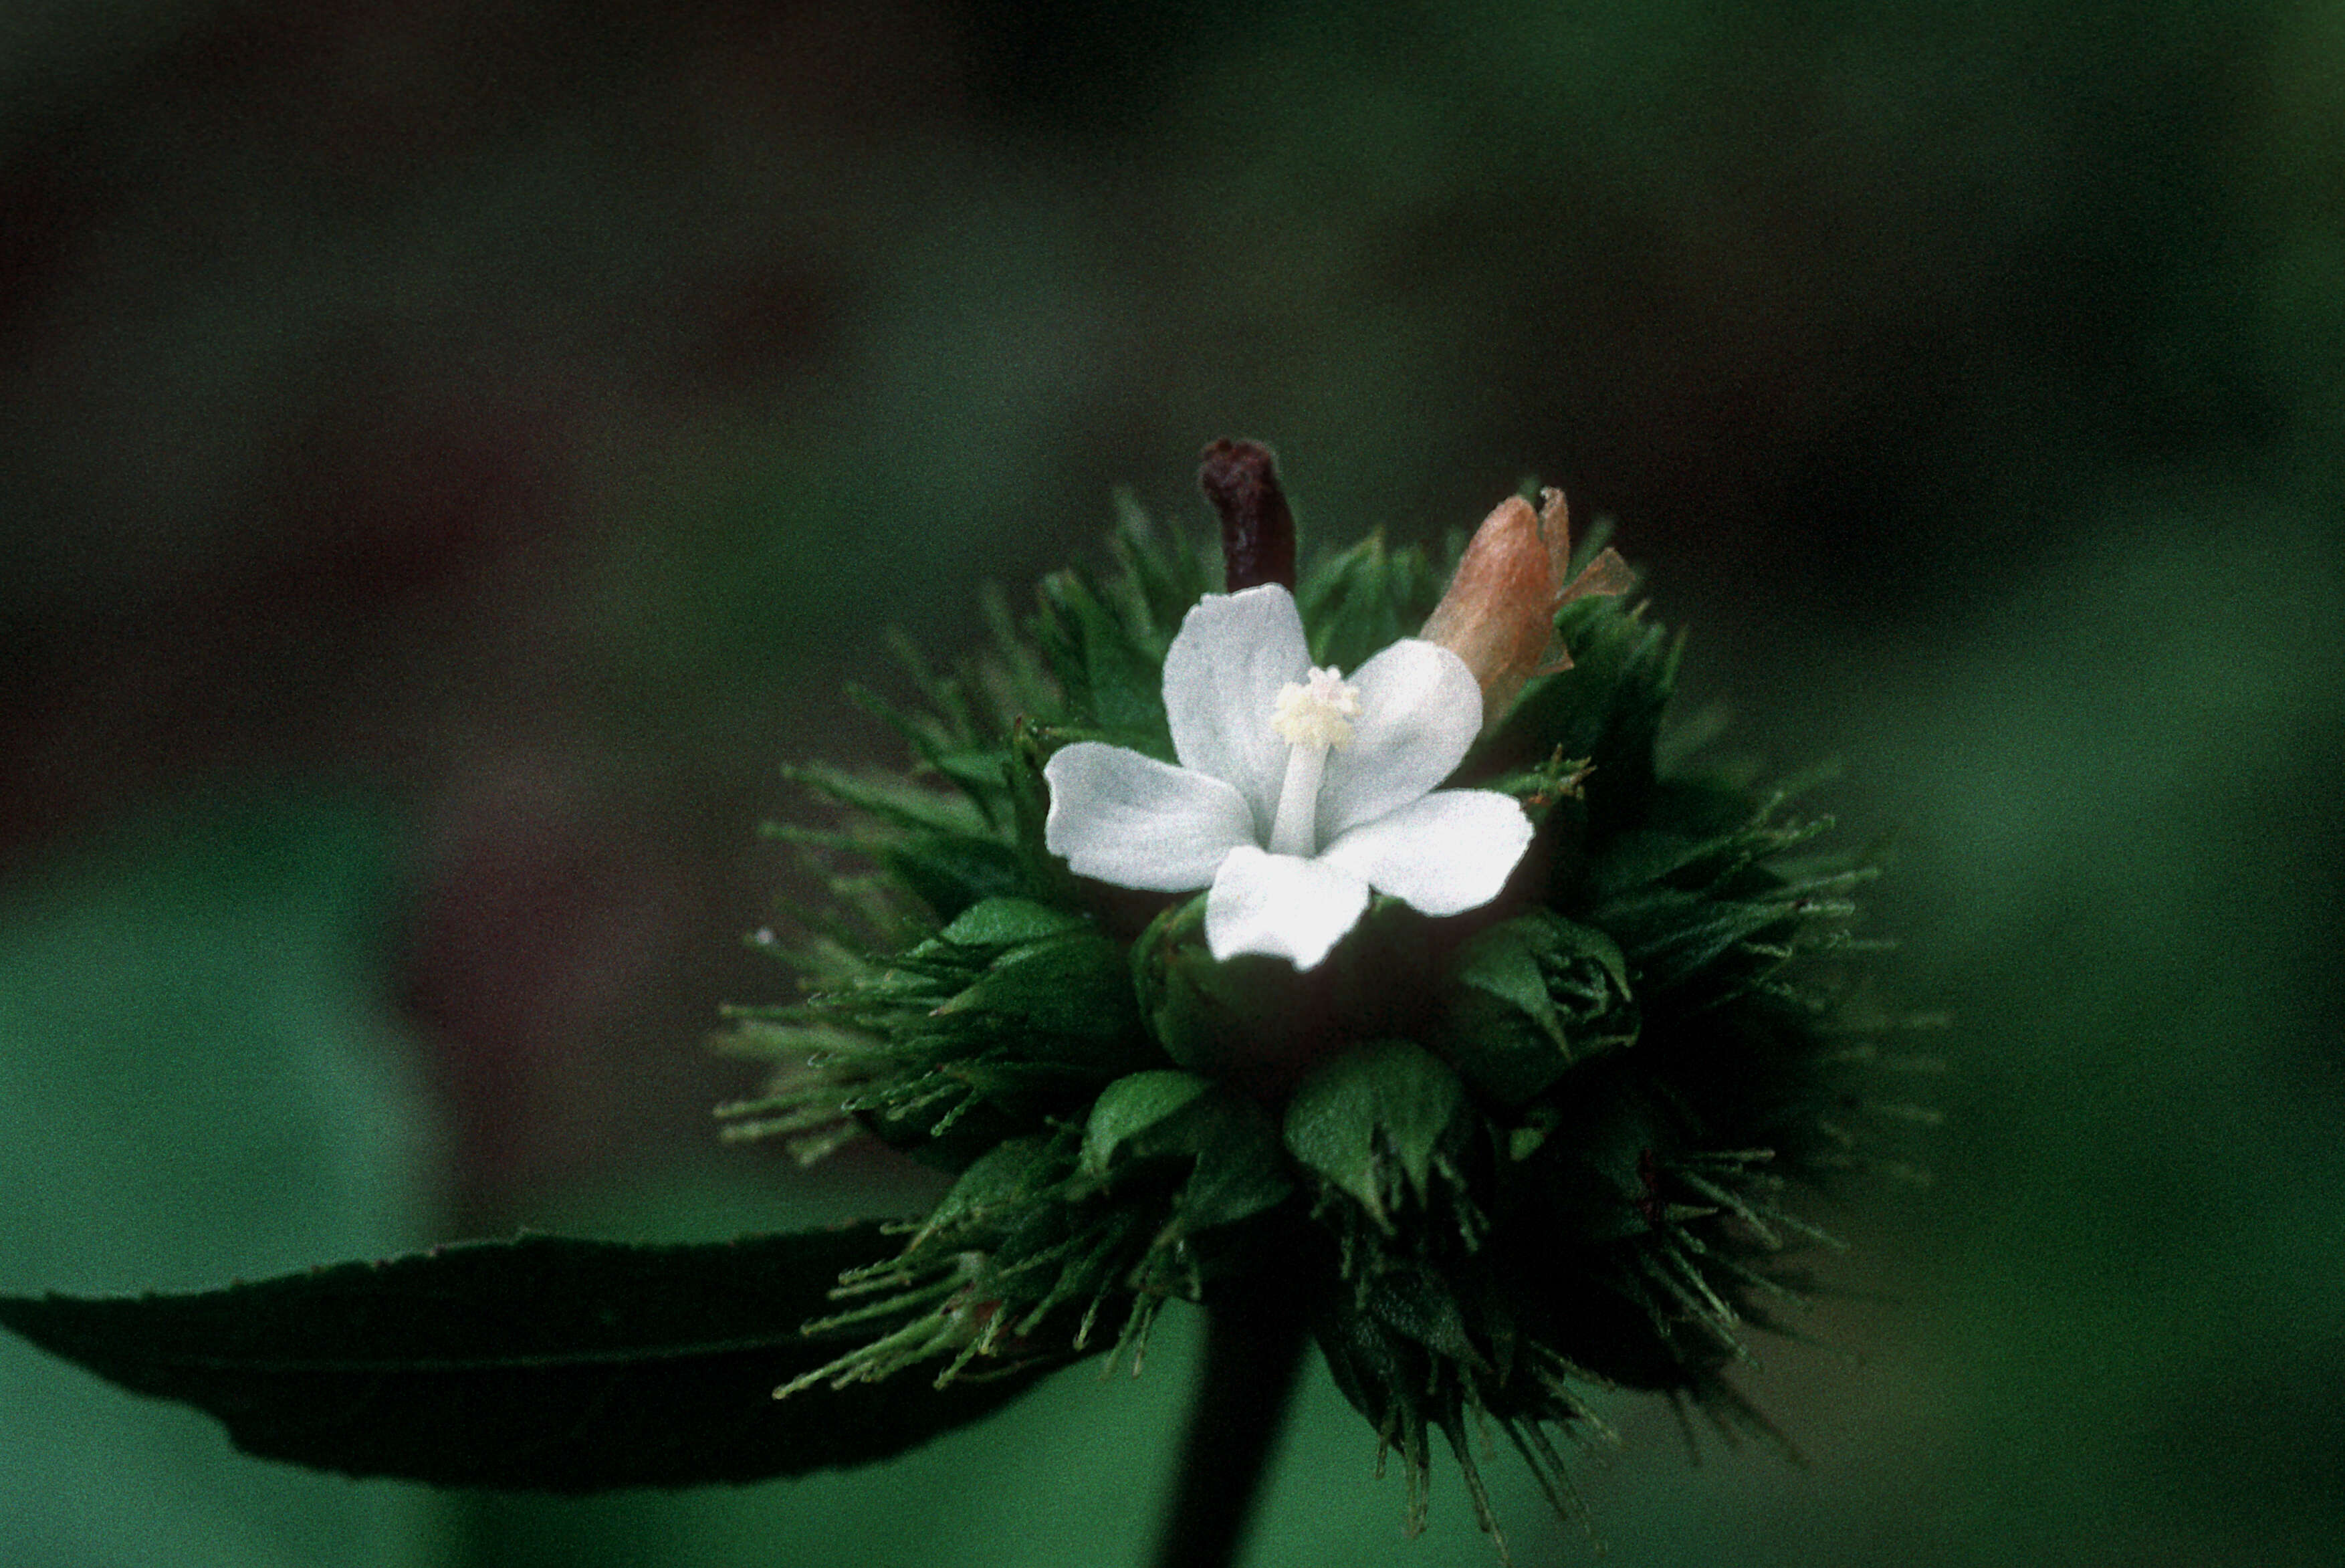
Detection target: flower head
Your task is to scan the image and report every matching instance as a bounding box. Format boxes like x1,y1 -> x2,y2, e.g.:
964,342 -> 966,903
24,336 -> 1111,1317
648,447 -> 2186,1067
1043,584 -> 1533,970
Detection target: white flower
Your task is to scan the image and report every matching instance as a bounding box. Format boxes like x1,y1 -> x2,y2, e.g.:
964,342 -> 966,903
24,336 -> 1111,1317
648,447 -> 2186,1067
1042,584 -> 1535,970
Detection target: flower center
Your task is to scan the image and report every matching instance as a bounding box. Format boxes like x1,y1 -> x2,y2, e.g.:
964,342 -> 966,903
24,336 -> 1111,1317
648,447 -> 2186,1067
1271,667 -> 1360,749
1266,667 -> 1360,856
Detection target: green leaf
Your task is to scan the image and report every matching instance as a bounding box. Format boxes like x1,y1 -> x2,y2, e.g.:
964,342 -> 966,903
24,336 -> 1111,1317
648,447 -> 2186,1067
1080,1071 -> 1215,1175
1438,913 -> 1638,1102
1484,593 -> 1677,812
1081,1072 -> 1295,1233
0,1225 -> 1069,1492
785,764 -> 991,838
1295,532 -> 1444,674
1130,895 -> 1309,1081
1282,1039 -> 1468,1226
1595,885 -> 1805,996
1032,570 -> 1169,748
1168,1098 -> 1297,1233
935,896 -> 1087,948
936,932 -> 1137,1046
1361,1264 -> 1486,1368
1103,490 -> 1214,643
1460,924 -> 1563,1031
920,927 -> 1159,1084
913,1135 -> 1074,1242
878,834 -> 1026,922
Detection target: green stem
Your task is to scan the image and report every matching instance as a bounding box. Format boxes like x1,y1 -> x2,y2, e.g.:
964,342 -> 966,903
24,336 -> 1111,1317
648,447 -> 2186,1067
1148,1278 -> 1313,1568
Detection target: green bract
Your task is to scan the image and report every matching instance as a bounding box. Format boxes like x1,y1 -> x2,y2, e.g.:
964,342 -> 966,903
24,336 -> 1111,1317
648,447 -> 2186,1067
721,494 -> 1917,1549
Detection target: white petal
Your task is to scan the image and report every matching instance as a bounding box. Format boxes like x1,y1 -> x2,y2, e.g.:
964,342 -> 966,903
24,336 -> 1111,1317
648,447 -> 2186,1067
1319,789 -> 1532,916
1204,845 -> 1371,970
1162,586 -> 1310,838
1317,639 -> 1483,841
1043,743 -> 1254,891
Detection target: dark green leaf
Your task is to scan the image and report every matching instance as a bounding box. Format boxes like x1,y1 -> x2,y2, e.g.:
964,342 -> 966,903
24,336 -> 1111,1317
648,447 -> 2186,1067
1595,886 -> 1805,995
1080,1071 -> 1294,1232
1081,1070 -> 1214,1175
1483,594 -> 1676,813
1169,1097 -> 1297,1232
1458,925 -> 1563,1034
1363,1265 -> 1486,1367
1282,1039 -> 1467,1224
1130,895 -> 1309,1080
0,1225 -> 1069,1492
937,932 -> 1132,1041
1438,913 -> 1638,1102
921,928 -> 1158,1082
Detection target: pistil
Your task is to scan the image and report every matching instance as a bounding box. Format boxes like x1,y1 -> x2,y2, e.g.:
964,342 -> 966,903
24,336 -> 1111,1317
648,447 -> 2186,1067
1266,743 -> 1327,856
1265,666 -> 1360,856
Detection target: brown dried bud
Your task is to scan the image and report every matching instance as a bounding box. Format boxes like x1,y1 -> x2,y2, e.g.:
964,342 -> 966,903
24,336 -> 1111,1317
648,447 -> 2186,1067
1199,439 -> 1297,592
1420,488 -> 1635,727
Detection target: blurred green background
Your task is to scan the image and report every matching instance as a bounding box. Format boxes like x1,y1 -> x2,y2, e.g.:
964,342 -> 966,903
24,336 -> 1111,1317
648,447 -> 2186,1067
1,2 -> 2339,1564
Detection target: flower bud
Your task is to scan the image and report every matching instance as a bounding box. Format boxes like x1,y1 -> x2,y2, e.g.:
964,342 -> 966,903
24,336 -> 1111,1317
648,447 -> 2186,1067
1420,488 -> 1635,726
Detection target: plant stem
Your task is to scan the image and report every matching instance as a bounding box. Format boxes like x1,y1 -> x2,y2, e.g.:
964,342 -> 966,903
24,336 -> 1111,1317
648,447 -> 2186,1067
1148,1276 -> 1313,1568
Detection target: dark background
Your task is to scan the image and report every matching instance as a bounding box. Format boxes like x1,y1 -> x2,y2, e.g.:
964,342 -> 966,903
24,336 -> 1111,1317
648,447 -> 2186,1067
2,3 -> 2339,1565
